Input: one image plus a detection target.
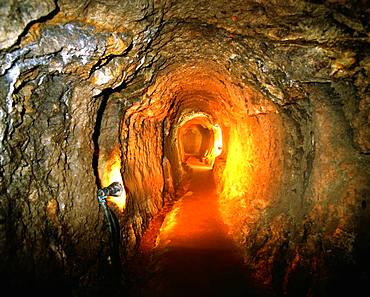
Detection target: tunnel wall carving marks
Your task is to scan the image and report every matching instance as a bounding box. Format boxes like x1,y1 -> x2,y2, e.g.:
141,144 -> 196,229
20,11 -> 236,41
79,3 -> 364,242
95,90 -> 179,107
0,0 -> 165,293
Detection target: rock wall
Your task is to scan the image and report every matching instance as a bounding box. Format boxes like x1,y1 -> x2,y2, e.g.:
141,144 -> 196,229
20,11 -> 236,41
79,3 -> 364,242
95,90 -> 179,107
0,0 -> 165,294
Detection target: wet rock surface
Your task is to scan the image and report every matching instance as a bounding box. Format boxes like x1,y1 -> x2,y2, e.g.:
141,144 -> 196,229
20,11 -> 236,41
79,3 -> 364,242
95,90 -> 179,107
127,169 -> 275,297
0,0 -> 369,296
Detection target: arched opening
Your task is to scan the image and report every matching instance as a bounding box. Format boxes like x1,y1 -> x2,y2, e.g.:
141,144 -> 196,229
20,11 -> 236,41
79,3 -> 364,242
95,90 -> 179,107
178,116 -> 223,169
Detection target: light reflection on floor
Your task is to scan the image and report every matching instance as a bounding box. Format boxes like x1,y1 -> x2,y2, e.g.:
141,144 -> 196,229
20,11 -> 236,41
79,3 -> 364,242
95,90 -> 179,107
127,169 -> 274,297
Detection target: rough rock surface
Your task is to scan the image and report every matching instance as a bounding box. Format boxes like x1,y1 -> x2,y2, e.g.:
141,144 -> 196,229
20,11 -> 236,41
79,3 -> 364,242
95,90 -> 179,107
0,0 -> 369,296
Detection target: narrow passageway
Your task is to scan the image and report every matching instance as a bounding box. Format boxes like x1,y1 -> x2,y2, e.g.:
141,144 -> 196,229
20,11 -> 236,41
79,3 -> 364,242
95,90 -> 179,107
128,168 -> 274,297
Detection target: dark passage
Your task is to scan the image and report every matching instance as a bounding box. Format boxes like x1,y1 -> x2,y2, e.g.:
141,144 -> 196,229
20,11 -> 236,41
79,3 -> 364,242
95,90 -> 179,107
128,169 -> 274,297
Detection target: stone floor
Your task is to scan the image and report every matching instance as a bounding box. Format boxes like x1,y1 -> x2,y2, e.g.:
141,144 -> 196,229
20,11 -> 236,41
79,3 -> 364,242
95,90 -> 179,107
127,168 -> 275,297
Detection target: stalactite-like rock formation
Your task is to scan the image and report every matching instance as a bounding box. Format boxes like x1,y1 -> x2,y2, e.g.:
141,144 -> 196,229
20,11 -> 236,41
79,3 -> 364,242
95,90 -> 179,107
0,1 -> 369,296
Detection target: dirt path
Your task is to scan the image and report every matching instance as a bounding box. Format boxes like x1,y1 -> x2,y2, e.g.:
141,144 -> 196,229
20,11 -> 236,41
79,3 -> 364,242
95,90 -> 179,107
127,168 -> 274,297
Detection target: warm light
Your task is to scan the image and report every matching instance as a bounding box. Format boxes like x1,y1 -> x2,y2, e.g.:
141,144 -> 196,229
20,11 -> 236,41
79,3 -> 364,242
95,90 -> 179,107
220,125 -> 254,201
217,125 -> 255,239
159,205 -> 180,234
101,144 -> 126,211
155,204 -> 181,247
212,124 -> 223,158
202,123 -> 223,168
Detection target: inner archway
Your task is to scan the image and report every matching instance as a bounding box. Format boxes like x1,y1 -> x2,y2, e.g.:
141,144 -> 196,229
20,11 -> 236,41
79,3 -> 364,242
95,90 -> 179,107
178,116 -> 223,169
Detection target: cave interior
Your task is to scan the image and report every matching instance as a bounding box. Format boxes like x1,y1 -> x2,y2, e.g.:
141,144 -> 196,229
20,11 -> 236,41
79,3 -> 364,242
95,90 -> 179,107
0,1 -> 369,297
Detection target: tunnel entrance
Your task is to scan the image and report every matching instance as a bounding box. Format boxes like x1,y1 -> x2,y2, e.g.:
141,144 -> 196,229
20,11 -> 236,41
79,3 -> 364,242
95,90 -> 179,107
178,116 -> 222,170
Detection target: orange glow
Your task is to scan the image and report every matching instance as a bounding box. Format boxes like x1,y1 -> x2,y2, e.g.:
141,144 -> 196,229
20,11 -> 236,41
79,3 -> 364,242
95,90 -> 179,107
155,204 -> 181,247
212,124 -> 223,157
220,126 -> 254,201
101,144 -> 126,211
160,205 -> 180,234
178,115 -> 223,169
204,124 -> 223,167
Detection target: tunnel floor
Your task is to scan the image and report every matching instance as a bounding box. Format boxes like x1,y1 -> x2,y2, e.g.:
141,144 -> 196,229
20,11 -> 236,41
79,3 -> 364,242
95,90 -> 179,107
126,169 -> 275,297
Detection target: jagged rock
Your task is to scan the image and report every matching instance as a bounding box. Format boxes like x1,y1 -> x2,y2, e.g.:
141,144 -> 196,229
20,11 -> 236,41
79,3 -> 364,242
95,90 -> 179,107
0,0 -> 56,49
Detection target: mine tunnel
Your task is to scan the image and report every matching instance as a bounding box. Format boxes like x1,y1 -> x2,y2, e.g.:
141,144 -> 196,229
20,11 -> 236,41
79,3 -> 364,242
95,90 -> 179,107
0,1 -> 369,297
